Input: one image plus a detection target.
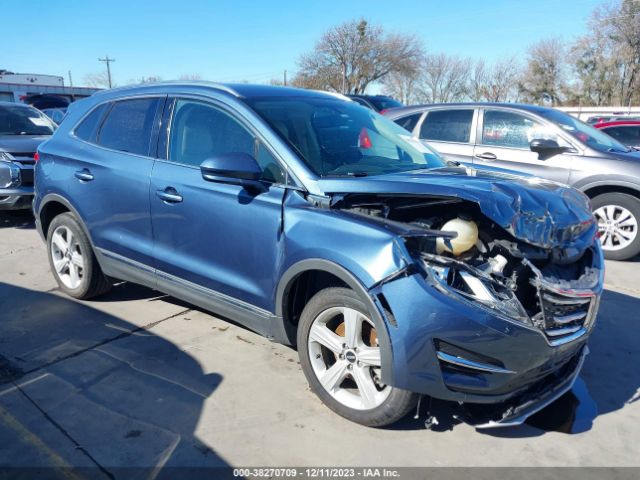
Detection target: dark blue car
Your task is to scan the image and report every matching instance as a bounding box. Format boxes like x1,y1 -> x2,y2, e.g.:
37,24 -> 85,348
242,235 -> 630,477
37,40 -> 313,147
34,83 -> 603,428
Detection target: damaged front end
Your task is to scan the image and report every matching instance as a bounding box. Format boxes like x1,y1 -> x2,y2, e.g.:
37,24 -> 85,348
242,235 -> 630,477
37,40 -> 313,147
329,188 -> 603,427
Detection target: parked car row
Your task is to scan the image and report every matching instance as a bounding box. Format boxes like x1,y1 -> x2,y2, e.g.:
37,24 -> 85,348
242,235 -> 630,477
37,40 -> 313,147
42,107 -> 67,125
383,103 -> 640,261
33,82 -> 603,428
594,120 -> 640,150
0,101 -> 55,210
586,114 -> 640,124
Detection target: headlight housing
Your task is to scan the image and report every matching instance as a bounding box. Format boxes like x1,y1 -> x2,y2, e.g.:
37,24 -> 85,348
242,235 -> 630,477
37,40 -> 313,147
420,253 -> 531,325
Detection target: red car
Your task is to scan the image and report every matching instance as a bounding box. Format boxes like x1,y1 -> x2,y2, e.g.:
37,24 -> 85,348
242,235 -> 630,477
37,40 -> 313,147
595,120 -> 640,149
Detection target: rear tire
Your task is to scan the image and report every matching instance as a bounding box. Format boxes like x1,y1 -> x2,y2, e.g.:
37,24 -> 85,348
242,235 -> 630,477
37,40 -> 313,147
297,287 -> 417,427
47,212 -> 112,299
592,193 -> 640,261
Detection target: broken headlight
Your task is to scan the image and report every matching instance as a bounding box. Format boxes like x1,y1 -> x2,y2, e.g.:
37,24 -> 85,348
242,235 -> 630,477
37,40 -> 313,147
420,253 -> 530,325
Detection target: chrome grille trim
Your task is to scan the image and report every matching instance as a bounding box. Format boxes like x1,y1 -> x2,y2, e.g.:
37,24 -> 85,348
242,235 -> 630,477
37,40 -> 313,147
523,248 -> 603,347
545,325 -> 582,337
542,293 -> 591,305
436,351 -> 515,374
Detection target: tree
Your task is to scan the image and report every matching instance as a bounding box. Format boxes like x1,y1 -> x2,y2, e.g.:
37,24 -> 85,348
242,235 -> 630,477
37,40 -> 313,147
416,53 -> 471,103
569,34 -> 618,106
125,76 -> 163,85
469,57 -> 520,102
595,0 -> 640,106
382,67 -> 423,104
178,73 -> 202,81
83,71 -> 111,88
381,51 -> 425,104
519,38 -> 567,105
293,19 -> 425,94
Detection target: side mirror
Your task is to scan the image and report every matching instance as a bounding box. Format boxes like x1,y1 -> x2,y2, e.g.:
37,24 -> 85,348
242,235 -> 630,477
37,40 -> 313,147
529,138 -> 568,159
200,153 -> 263,189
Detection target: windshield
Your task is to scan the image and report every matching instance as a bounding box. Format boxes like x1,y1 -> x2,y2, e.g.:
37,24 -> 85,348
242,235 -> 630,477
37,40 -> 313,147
244,96 -> 445,176
0,104 -> 57,135
538,108 -> 630,153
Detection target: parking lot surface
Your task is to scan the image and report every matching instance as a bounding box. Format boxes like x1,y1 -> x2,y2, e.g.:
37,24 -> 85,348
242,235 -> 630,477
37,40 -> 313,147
0,211 -> 639,474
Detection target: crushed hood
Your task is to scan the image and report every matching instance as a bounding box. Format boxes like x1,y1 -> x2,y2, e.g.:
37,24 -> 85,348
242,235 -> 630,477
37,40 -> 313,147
318,166 -> 597,251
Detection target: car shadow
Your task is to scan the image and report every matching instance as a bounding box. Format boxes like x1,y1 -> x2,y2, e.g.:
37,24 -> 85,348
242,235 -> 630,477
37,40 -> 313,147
389,288 -> 640,436
0,211 -> 35,230
0,282 -> 230,477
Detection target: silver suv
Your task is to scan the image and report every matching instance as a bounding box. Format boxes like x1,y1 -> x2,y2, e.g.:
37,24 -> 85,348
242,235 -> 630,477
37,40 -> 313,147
384,103 -> 640,260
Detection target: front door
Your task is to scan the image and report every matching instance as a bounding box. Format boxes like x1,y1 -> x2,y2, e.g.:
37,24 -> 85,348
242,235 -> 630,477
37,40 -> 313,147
150,98 -> 288,312
472,109 -> 574,183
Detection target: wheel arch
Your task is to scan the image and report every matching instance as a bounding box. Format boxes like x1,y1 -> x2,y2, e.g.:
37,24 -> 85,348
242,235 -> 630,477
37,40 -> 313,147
574,179 -> 640,201
37,194 -> 97,249
275,259 -> 395,385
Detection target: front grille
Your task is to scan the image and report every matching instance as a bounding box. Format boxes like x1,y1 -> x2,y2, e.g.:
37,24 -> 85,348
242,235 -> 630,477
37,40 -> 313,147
535,289 -> 598,344
19,168 -> 34,186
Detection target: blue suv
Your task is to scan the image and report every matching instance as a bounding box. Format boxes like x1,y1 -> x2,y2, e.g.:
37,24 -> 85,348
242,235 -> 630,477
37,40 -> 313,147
34,83 -> 603,427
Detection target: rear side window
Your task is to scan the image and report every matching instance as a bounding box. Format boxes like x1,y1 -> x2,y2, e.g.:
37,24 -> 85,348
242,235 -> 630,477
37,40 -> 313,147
420,109 -> 474,143
97,98 -> 160,156
393,113 -> 421,133
74,103 -> 108,142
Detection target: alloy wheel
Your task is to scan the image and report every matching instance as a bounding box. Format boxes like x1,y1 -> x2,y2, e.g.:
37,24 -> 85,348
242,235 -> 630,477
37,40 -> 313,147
50,225 -> 85,289
307,306 -> 391,410
594,204 -> 638,251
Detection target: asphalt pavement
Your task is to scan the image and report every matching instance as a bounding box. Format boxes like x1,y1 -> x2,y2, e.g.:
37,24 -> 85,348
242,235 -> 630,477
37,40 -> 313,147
0,211 -> 638,477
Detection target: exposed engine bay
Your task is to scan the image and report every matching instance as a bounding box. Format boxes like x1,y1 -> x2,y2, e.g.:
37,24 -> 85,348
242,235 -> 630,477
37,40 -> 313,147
332,194 -> 602,344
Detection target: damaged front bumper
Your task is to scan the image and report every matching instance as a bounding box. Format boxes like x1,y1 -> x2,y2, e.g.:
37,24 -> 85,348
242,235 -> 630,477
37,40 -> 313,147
370,245 -> 602,428
458,344 -> 588,428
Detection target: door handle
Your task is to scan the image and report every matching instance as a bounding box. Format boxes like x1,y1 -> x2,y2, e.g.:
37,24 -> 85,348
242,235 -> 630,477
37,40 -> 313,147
475,152 -> 497,161
156,188 -> 183,204
74,169 -> 94,182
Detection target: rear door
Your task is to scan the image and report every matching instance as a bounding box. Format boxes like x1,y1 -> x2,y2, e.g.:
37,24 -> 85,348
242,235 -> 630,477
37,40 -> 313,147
67,96 -> 164,271
416,108 -> 476,164
473,108 -> 573,183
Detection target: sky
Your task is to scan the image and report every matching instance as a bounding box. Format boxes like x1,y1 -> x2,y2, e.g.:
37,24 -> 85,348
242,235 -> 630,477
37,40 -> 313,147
4,0 -> 605,88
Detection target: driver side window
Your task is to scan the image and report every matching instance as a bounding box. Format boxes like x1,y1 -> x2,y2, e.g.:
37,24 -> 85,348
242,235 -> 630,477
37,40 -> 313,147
482,110 -> 569,149
169,99 -> 287,183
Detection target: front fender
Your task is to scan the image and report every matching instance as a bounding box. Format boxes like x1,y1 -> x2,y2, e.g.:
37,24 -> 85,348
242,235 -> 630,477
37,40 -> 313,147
275,258 -> 396,386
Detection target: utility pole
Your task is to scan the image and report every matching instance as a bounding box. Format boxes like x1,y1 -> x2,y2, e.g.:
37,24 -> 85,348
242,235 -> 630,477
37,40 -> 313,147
98,55 -> 115,88
283,69 -> 287,86
68,70 -> 75,101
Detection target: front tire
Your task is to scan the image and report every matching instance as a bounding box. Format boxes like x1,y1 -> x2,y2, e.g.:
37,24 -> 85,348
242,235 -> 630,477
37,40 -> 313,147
47,212 -> 112,299
592,193 -> 640,261
297,287 -> 417,427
